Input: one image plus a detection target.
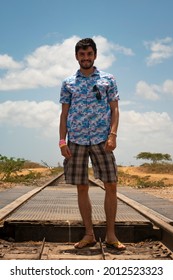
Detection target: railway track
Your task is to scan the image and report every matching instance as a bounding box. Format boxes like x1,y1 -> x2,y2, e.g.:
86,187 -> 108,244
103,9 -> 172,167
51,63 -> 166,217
0,238 -> 172,260
0,173 -> 173,260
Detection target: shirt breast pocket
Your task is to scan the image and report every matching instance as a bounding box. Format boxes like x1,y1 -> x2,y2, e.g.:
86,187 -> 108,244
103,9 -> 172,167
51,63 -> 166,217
96,83 -> 109,102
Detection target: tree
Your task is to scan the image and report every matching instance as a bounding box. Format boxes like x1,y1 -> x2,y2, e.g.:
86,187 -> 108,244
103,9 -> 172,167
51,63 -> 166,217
136,152 -> 172,164
0,155 -> 25,180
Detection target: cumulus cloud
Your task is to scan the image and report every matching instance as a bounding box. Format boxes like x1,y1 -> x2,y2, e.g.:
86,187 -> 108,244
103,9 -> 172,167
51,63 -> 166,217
135,79 -> 173,100
0,100 -> 59,137
144,37 -> 173,66
163,80 -> 173,96
1,100 -> 171,136
0,36 -> 80,91
120,110 -> 172,133
1,100 -> 173,165
93,36 -> 134,68
0,54 -> 22,69
117,109 -> 173,164
0,35 -> 134,91
135,80 -> 160,100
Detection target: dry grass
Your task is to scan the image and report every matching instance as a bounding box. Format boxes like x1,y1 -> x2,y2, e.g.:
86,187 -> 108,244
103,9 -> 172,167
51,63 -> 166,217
0,164 -> 173,201
139,163 -> 173,174
118,165 -> 173,187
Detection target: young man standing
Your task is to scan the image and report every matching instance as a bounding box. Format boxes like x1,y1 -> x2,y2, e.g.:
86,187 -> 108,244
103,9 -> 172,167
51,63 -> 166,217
59,38 -> 125,250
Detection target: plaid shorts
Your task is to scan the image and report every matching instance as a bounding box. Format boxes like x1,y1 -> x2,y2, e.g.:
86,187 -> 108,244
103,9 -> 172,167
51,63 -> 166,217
63,141 -> 117,185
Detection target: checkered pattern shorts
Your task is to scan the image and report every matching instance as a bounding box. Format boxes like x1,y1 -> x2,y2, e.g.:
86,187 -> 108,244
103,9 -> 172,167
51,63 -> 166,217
63,141 -> 117,185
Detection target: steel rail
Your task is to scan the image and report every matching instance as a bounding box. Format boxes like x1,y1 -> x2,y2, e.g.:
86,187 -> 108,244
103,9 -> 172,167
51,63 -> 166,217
38,237 -> 46,260
89,175 -> 173,232
89,175 -> 173,251
99,237 -> 106,260
1,172 -> 173,252
0,172 -> 64,222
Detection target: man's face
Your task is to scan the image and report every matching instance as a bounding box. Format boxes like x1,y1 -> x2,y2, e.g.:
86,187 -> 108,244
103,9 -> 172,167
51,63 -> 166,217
75,47 -> 97,70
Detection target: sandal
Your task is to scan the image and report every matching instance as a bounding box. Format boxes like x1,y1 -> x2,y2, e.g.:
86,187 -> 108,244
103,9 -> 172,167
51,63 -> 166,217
74,234 -> 97,249
105,241 -> 126,250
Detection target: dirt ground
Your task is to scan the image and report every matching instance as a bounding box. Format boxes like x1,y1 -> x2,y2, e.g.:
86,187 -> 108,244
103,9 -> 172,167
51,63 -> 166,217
0,168 -> 53,191
119,166 -> 173,202
119,166 -> 173,185
0,167 -> 173,202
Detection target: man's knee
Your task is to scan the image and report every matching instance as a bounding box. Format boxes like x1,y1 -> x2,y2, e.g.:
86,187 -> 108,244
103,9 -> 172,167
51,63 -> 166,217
77,184 -> 89,193
104,182 -> 117,193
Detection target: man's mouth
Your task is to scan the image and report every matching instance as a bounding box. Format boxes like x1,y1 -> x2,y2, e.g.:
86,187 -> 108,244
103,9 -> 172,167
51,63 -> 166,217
82,60 -> 91,63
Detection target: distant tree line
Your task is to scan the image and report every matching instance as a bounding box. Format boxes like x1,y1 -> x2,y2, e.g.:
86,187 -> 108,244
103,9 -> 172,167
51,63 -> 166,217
136,152 -> 172,164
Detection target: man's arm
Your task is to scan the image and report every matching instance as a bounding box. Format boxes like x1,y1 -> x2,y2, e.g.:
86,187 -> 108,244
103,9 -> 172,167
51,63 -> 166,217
59,103 -> 72,158
110,100 -> 119,135
104,100 -> 119,151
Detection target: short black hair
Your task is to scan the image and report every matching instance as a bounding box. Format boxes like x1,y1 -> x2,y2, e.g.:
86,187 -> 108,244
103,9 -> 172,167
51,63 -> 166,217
75,38 -> 97,55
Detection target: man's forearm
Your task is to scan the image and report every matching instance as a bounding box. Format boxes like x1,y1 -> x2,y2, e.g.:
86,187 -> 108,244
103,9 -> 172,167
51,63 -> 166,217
59,114 -> 67,140
110,101 -> 119,135
59,104 -> 70,140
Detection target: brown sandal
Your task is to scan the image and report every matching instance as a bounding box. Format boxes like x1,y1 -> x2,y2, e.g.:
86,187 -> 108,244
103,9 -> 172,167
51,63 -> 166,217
105,241 -> 126,250
74,234 -> 97,249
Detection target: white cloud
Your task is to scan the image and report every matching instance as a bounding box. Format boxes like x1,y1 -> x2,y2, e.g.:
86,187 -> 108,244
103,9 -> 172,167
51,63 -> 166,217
113,44 -> 134,56
135,80 -> 160,100
0,54 -> 22,69
0,35 -> 134,91
120,110 -> 172,132
135,79 -> 173,100
144,37 -> 173,66
163,80 -> 173,96
93,36 -> 117,68
1,101 -> 172,136
0,36 -> 80,91
0,100 -> 59,137
1,100 -> 173,165
0,100 -> 172,137
117,110 -> 173,165
94,35 -> 134,68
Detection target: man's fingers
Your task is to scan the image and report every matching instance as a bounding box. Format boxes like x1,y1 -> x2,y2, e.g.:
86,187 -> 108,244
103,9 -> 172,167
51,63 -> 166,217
61,145 -> 72,158
104,140 -> 116,151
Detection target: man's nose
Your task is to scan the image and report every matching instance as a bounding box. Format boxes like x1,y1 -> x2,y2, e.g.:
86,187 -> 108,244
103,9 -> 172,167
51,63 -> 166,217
83,53 -> 90,59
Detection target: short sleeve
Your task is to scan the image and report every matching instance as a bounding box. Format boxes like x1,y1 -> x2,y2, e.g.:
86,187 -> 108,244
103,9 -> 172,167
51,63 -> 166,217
107,75 -> 120,102
59,80 -> 71,104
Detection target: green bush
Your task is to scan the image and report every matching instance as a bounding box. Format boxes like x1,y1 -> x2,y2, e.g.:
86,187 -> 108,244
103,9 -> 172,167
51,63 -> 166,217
0,155 -> 25,180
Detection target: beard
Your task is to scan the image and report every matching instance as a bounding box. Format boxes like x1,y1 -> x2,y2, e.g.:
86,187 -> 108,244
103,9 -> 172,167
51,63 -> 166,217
79,60 -> 94,70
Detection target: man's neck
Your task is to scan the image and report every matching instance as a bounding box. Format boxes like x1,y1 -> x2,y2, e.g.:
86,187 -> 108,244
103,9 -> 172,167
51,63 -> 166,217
80,67 -> 95,77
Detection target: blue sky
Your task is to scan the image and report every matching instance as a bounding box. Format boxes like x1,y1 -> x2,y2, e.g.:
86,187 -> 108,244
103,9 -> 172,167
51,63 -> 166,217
0,0 -> 173,166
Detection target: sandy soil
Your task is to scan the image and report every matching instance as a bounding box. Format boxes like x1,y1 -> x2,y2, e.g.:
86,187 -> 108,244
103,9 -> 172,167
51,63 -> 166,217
119,166 -> 173,185
0,168 -> 53,191
0,167 -> 173,202
17,168 -> 51,176
119,166 -> 173,202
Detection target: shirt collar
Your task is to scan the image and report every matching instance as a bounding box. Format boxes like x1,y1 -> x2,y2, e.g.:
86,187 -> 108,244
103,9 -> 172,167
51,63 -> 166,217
76,67 -> 100,78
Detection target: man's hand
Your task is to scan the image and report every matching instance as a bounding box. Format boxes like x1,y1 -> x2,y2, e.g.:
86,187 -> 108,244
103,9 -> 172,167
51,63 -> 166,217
60,145 -> 72,159
104,134 -> 117,152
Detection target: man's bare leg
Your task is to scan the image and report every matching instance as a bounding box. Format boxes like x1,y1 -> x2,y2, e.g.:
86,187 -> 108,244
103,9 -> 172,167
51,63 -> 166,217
74,185 -> 96,248
104,182 -> 117,241
104,182 -> 126,249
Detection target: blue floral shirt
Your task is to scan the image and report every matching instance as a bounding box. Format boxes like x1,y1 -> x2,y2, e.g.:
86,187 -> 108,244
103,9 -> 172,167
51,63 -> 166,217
60,67 -> 119,145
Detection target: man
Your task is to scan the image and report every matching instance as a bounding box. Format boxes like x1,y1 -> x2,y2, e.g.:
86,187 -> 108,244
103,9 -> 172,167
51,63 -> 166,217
59,38 -> 125,250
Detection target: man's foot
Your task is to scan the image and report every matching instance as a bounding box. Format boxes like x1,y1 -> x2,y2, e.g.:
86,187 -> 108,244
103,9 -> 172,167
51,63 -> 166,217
105,240 -> 126,250
74,234 -> 97,249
